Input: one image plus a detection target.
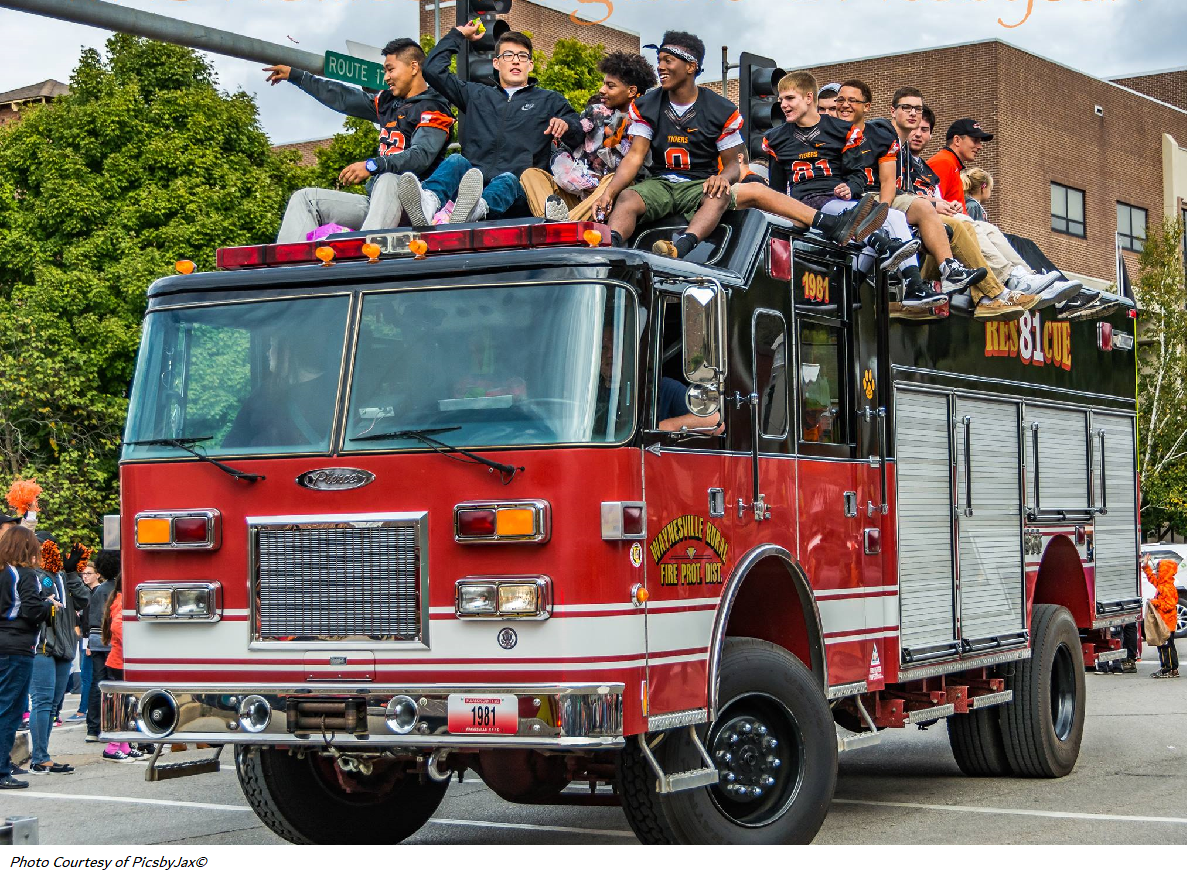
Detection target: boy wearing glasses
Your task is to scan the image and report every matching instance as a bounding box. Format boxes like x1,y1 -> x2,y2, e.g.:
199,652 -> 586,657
593,31 -> 745,259
836,81 -> 991,313
400,25 -> 583,224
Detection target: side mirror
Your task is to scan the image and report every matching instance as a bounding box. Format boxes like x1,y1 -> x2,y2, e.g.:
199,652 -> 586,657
686,384 -> 721,418
682,284 -> 727,386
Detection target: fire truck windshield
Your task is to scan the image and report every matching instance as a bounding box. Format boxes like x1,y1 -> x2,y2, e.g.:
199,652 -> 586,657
344,283 -> 636,449
122,283 -> 636,460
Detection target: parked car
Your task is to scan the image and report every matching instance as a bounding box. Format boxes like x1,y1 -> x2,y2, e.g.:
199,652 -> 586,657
1140,543 -> 1187,638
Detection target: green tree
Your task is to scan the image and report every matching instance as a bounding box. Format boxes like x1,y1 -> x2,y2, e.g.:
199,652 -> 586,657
288,116 -> 379,193
1136,216 -> 1187,537
535,38 -> 606,110
0,34 -> 301,543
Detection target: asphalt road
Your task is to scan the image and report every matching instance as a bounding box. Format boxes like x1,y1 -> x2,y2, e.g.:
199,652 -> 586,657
6,645 -> 1184,845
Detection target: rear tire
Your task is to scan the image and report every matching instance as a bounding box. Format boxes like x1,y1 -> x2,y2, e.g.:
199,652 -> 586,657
947,707 -> 1012,777
998,604 -> 1085,778
235,746 -> 448,844
654,638 -> 836,844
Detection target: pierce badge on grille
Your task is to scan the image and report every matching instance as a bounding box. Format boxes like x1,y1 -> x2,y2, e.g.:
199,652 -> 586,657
296,468 -> 376,491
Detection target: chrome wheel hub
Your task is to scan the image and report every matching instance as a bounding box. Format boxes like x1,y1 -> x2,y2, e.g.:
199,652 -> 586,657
712,717 -> 784,801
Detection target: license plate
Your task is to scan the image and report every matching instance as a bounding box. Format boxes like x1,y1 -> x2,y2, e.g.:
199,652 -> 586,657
446,694 -> 518,735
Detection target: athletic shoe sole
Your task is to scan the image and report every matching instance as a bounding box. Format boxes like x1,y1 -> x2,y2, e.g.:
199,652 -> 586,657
544,195 -> 570,222
396,173 -> 431,227
1018,271 -> 1059,295
827,193 -> 883,246
974,300 -> 1026,321
880,238 -> 922,273
450,168 -> 485,224
890,300 -> 949,320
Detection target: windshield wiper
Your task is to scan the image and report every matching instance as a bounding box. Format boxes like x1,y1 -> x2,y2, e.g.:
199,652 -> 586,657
126,437 -> 266,484
352,428 -> 524,485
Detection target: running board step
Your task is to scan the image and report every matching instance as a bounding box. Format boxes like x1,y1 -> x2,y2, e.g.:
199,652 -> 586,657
968,690 -> 1014,709
1095,649 -> 1126,664
145,745 -> 223,782
638,725 -> 719,794
836,729 -> 882,752
904,703 -> 956,724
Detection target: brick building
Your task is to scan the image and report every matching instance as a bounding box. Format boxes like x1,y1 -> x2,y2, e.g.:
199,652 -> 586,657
0,79 -> 69,126
418,0 -> 639,57
711,40 -> 1187,291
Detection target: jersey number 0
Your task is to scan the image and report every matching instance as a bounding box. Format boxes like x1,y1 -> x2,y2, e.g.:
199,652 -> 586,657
664,147 -> 691,171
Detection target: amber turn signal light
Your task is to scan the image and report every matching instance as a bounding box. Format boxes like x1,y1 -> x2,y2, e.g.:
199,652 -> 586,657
362,242 -> 382,262
314,246 -> 335,265
175,260 -> 196,275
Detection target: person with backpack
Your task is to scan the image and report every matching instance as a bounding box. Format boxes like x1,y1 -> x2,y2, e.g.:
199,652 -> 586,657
27,535 -> 88,774
0,526 -> 55,789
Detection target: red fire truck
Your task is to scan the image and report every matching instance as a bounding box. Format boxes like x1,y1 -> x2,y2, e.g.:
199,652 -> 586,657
103,209 -> 1141,844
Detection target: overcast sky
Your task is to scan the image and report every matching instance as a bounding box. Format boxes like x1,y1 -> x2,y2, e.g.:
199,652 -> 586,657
1,0 -> 1180,145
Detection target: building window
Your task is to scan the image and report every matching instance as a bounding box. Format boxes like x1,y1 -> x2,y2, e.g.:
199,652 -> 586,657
1117,202 -> 1147,253
1051,183 -> 1085,238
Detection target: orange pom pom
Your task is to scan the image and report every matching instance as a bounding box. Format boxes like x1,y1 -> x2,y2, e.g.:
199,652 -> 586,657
41,540 -> 62,574
6,479 -> 41,516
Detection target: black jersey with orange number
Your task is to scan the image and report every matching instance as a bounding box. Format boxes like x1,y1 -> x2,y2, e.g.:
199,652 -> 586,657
908,153 -> 942,198
628,87 -> 743,181
761,114 -> 865,200
375,88 -> 455,172
850,117 -> 900,193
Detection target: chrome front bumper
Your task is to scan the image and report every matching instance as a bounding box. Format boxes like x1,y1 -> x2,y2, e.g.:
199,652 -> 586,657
100,682 -> 624,750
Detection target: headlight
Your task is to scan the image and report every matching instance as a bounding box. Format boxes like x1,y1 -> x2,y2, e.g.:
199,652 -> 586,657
455,577 -> 550,620
137,588 -> 175,617
457,584 -> 498,615
135,582 -> 221,621
497,584 -> 539,615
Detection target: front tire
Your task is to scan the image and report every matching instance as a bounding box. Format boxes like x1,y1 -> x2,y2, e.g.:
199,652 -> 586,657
999,604 -> 1086,777
236,746 -> 448,844
655,638 -> 837,844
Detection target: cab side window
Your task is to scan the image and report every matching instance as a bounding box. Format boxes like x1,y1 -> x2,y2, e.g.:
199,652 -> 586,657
798,321 -> 845,445
753,310 -> 788,440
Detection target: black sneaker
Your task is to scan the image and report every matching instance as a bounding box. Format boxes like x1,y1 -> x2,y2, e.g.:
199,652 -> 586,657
879,238 -> 922,273
940,262 -> 988,295
816,193 -> 887,246
0,775 -> 29,789
103,749 -> 132,762
9,764 -> 27,776
1119,659 -> 1137,674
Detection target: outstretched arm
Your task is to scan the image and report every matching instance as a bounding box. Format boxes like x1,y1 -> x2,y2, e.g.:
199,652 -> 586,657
265,65 -> 377,121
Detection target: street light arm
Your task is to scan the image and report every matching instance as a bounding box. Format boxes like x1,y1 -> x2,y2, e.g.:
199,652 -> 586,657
1,0 -> 325,74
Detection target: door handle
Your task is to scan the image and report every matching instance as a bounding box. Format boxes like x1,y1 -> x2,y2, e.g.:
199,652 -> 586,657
844,491 -> 858,518
962,416 -> 973,518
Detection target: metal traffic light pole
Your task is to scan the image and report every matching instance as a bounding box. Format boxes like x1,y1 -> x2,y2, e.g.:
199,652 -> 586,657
0,0 -> 325,74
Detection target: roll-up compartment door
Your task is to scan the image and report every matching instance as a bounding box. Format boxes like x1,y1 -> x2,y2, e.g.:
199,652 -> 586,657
894,388 -> 958,658
1025,406 -> 1090,517
955,397 -> 1025,642
1091,412 -> 1139,608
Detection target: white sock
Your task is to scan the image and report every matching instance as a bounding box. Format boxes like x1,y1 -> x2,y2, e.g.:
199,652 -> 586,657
469,198 -> 489,221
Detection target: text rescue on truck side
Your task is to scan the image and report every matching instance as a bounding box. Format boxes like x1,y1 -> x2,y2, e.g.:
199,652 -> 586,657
102,208 -> 1140,844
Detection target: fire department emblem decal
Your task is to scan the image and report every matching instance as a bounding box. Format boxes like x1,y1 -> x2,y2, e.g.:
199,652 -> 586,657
862,369 -> 876,400
649,515 -> 730,587
630,543 -> 643,568
869,644 -> 883,684
497,627 -> 518,650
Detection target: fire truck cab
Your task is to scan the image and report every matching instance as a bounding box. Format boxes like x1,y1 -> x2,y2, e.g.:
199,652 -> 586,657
105,208 -> 1140,844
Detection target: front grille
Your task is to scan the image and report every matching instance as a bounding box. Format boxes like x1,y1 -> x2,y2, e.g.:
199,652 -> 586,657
253,520 -> 424,642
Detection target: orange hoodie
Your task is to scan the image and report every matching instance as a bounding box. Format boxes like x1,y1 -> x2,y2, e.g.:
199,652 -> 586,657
1144,559 -> 1179,634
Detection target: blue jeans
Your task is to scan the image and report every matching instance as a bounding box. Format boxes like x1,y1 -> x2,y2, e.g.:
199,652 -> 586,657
77,640 -> 92,714
423,154 -> 528,220
0,653 -> 35,778
30,654 -> 70,765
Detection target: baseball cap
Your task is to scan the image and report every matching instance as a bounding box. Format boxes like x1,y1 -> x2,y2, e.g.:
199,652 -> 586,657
946,118 -> 993,141
818,82 -> 841,99
0,512 -> 19,525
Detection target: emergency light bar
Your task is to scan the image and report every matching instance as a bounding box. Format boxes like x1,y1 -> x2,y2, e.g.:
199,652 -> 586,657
214,222 -> 609,270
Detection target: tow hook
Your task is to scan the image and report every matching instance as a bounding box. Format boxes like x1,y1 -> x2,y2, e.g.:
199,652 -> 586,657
426,751 -> 452,783
335,754 -> 374,776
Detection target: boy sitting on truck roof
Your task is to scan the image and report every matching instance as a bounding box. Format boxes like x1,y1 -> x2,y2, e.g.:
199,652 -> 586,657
520,52 -> 658,222
266,39 -> 454,243
592,32 -> 744,259
397,25 -> 584,225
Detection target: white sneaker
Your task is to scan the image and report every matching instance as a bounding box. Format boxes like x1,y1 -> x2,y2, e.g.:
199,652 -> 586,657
450,168 -> 485,224
396,173 -> 440,227
1007,266 -> 1058,296
1036,278 -> 1083,307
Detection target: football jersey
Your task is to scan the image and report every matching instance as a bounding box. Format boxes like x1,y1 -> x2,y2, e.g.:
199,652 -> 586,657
374,88 -> 455,173
907,153 -> 941,198
627,87 -> 744,181
761,114 -> 865,200
850,117 -> 900,192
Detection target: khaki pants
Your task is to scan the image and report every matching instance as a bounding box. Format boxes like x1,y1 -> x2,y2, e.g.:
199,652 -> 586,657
921,215 -> 1005,302
520,169 -> 613,222
961,216 -> 1029,283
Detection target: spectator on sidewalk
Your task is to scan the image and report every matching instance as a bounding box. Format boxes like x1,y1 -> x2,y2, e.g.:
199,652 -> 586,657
67,557 -> 102,722
1145,558 -> 1180,679
28,535 -> 88,774
100,575 -> 135,761
0,526 -> 55,790
85,551 -> 119,743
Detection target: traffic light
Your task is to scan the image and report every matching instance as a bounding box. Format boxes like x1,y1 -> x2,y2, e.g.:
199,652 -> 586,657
738,52 -> 785,159
457,0 -> 512,86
